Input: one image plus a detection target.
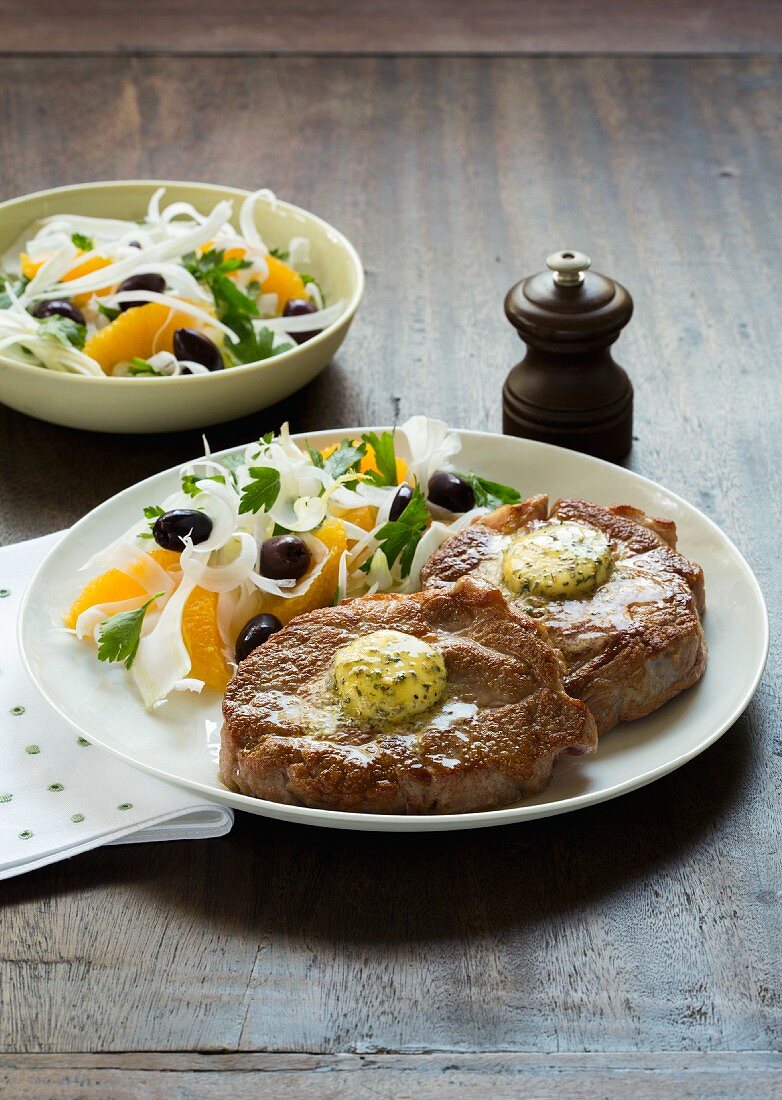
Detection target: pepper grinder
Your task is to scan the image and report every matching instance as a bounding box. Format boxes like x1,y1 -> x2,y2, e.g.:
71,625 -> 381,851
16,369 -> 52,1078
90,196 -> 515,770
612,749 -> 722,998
502,250 -> 634,462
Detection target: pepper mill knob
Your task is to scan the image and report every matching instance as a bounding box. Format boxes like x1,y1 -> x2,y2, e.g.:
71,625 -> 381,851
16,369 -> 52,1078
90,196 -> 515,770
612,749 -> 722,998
502,250 -> 635,462
546,249 -> 591,287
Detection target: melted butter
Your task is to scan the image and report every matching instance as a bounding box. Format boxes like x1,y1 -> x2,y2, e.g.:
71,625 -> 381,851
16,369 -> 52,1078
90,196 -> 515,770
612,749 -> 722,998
544,571 -> 666,632
333,629 -> 447,724
502,521 -> 613,600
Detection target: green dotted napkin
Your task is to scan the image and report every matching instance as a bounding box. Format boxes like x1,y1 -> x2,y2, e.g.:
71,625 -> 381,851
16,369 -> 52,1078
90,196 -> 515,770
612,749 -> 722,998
1,533 -> 233,880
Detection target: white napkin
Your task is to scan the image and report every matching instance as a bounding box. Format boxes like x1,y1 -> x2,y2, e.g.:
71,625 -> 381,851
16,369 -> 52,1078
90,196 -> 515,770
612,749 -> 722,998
0,532 -> 234,880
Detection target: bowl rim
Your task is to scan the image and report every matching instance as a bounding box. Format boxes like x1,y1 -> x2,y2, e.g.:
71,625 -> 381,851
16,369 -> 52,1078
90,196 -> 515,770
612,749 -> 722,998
0,178 -> 365,385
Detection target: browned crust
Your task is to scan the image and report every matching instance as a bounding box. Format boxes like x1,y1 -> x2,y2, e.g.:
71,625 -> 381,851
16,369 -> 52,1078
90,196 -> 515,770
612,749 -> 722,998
220,577 -> 597,814
420,498 -> 707,735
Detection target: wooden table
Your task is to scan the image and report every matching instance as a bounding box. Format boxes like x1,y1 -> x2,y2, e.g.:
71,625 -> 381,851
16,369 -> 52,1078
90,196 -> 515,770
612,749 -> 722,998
1,17 -> 780,1098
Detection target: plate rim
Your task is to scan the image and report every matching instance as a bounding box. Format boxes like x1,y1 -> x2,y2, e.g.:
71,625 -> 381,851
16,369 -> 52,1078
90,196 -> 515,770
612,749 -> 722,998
18,428 -> 770,832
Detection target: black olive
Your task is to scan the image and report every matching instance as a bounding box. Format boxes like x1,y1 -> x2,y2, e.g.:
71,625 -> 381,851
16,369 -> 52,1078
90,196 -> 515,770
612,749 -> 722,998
427,471 -> 475,513
117,273 -> 166,311
152,509 -> 212,551
31,299 -> 85,326
173,328 -> 224,372
389,483 -> 414,522
235,613 -> 283,662
260,534 -> 311,580
282,297 -> 320,344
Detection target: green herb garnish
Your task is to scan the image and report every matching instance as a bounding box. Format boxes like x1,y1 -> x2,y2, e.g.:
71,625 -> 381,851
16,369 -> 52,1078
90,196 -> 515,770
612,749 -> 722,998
301,273 -> 325,303
128,357 -> 162,376
184,248 -> 293,365
269,247 -> 289,261
139,504 -> 164,539
97,302 -> 121,322
183,248 -> 251,281
226,319 -> 293,366
0,274 -> 28,310
360,430 -> 398,487
37,314 -> 87,350
181,472 -> 224,496
238,466 -> 281,515
361,486 -> 428,577
456,472 -> 521,509
71,232 -> 94,251
97,592 -> 163,669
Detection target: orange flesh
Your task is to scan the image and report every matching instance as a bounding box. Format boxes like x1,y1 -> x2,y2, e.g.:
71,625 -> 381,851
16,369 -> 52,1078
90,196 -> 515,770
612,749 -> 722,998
261,254 -> 307,314
181,586 -> 231,691
83,302 -> 192,373
67,546 -> 230,691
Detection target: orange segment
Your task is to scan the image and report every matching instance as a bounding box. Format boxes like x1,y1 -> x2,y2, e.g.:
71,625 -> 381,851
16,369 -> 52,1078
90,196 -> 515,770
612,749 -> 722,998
65,548 -> 181,628
260,518 -> 347,626
83,302 -> 191,373
339,505 -> 377,532
21,253 -> 113,305
181,586 -> 231,691
261,254 -> 307,314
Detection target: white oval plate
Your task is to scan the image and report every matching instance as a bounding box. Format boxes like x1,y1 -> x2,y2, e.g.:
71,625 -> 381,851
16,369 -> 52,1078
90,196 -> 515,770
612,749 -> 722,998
19,430 -> 769,832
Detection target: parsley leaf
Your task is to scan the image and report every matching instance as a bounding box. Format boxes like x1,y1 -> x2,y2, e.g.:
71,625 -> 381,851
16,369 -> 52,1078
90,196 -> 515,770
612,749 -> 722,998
181,472 -> 224,496
139,504 -> 164,539
97,592 -> 163,669
37,314 -> 87,350
306,445 -> 325,469
0,274 -> 28,309
224,318 -> 293,366
183,248 -> 252,281
269,247 -> 289,261
97,302 -> 121,321
305,440 -> 366,485
71,232 -> 94,251
362,486 -> 428,577
300,273 -> 326,303
238,466 -> 281,515
183,248 -> 293,365
128,357 -> 162,376
361,430 -> 399,487
456,472 -> 521,509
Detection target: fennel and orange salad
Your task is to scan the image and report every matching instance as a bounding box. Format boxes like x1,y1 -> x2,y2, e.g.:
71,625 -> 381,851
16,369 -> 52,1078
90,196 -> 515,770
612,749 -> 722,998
0,188 -> 340,377
63,417 -> 521,708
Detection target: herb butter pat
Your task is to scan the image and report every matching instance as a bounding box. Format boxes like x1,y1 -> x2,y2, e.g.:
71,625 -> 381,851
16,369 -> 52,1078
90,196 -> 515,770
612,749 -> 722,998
333,629 -> 447,723
502,521 -> 613,600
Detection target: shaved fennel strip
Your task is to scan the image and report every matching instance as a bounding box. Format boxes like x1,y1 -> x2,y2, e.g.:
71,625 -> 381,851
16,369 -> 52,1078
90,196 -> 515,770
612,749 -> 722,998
96,291 -> 239,343
259,301 -> 344,332
74,594 -> 154,640
132,576 -> 197,708
78,543 -> 176,598
25,200 -> 233,299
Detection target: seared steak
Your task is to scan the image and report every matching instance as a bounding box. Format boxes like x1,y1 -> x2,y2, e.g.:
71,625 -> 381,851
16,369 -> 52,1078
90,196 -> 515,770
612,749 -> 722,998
220,577 -> 597,814
420,496 -> 707,734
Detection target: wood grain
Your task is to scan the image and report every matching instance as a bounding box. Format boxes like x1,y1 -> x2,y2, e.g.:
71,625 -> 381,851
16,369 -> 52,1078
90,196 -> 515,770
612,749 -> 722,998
1,1052 -> 781,1098
0,53 -> 780,1077
2,0 -> 782,55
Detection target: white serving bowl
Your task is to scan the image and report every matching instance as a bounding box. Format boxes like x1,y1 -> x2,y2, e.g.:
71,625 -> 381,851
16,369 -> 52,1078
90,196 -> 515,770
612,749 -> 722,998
0,180 -> 364,433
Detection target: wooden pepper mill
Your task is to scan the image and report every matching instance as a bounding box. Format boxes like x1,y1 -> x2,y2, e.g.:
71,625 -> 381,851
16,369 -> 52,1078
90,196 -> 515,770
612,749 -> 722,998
502,250 -> 634,461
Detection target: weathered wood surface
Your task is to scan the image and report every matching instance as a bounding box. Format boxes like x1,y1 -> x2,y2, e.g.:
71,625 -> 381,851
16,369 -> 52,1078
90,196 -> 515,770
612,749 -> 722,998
3,0 -> 782,54
0,53 -> 780,1092
1,1052 -> 781,1099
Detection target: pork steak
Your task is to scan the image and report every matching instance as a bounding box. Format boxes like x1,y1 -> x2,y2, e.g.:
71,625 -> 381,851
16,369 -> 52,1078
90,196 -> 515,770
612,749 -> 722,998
220,577 -> 597,814
420,496 -> 707,734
